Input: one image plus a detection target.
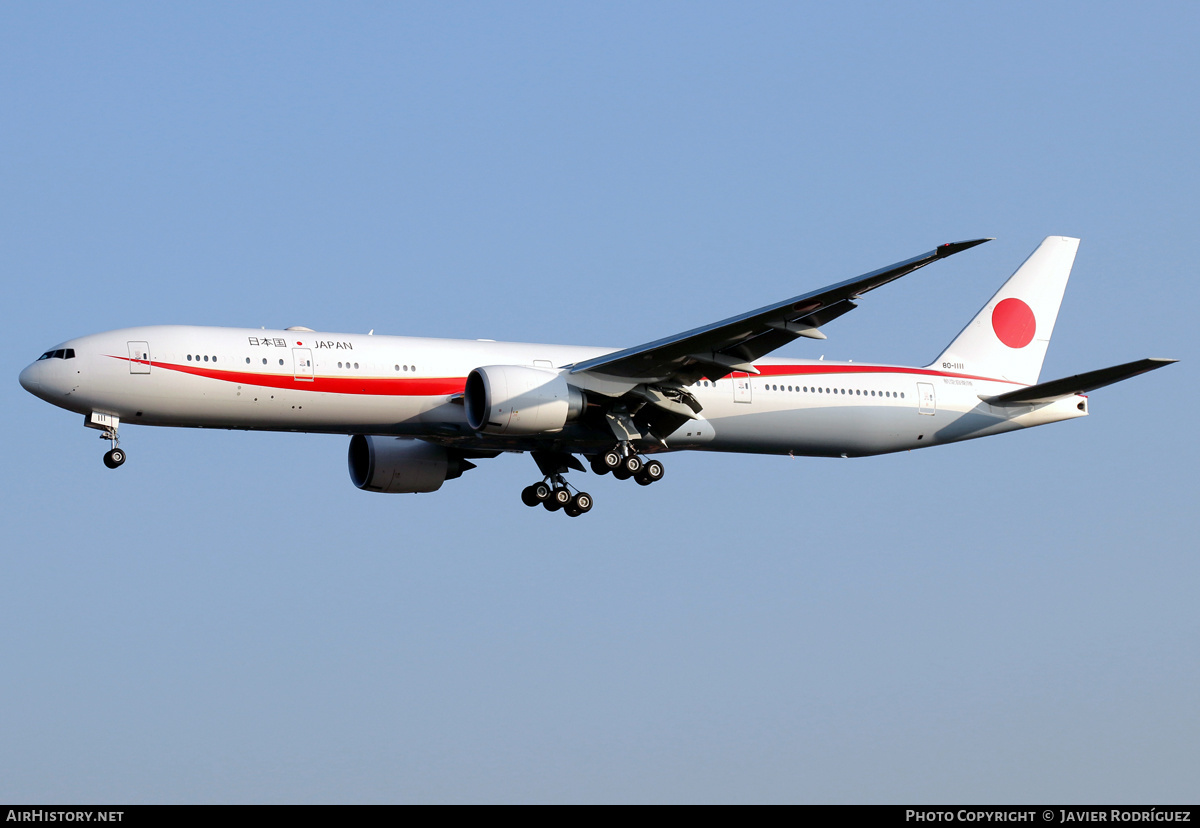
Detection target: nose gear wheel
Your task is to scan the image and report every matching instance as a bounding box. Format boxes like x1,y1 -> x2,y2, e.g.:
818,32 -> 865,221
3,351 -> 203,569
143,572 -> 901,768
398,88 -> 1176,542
86,413 -> 126,469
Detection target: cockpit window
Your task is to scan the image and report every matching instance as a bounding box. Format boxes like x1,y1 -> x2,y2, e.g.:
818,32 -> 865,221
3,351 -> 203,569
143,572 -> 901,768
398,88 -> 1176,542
37,349 -> 75,360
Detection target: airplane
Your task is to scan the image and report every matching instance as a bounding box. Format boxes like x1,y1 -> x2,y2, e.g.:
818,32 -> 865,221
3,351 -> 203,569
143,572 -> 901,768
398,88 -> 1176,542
18,236 -> 1176,516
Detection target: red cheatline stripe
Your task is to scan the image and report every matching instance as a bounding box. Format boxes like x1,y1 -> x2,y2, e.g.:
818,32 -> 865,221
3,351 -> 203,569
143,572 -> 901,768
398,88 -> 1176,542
750,363 -> 1023,385
111,355 -> 1024,395
108,356 -> 466,396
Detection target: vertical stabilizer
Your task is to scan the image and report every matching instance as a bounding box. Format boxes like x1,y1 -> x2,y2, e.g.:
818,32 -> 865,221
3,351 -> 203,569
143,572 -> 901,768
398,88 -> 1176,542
930,236 -> 1079,386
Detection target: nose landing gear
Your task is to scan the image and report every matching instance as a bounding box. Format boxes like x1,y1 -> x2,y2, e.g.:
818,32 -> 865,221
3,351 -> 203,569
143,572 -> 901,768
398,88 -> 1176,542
85,412 -> 126,469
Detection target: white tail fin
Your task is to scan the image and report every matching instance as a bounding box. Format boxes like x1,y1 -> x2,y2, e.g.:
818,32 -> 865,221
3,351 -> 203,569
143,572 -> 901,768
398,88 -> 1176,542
930,236 -> 1080,385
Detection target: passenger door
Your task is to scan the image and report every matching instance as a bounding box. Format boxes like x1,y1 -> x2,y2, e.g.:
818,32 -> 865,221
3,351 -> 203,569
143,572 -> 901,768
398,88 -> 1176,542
292,348 -> 314,381
917,382 -> 936,415
732,371 -> 753,404
127,341 -> 150,374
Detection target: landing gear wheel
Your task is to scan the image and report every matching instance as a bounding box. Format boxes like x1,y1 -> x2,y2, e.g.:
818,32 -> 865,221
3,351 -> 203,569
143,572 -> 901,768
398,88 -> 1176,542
544,487 -> 572,512
564,504 -> 582,517
602,450 -> 623,471
521,483 -> 550,507
623,455 -> 643,475
589,455 -> 611,475
570,492 -> 593,514
613,466 -> 632,481
642,460 -> 664,482
635,472 -> 654,486
103,448 -> 126,469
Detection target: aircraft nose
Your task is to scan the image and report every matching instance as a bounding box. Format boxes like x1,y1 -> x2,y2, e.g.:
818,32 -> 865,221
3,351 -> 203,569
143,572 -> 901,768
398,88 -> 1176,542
18,362 -> 41,394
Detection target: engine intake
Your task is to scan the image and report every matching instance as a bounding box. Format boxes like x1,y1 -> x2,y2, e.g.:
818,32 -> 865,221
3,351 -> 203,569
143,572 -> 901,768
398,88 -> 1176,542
464,365 -> 585,435
348,435 -> 473,493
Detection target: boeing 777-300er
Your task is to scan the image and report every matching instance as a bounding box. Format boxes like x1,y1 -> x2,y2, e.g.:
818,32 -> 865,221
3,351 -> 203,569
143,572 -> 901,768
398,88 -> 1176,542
19,236 -> 1176,516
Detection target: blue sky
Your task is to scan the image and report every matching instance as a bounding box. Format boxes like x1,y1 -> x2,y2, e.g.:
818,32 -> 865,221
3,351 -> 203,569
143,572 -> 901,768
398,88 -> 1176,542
2,2 -> 1196,803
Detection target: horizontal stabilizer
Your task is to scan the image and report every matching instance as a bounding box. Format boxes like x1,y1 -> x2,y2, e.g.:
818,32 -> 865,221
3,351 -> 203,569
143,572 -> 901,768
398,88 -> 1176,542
983,358 -> 1178,406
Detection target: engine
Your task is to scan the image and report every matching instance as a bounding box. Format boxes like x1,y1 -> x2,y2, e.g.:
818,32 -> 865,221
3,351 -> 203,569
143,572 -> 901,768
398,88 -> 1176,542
347,435 -> 473,493
464,365 -> 586,435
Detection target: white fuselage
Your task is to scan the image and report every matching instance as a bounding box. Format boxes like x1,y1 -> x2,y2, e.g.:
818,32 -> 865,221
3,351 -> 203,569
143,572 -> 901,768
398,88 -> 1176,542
18,324 -> 1087,459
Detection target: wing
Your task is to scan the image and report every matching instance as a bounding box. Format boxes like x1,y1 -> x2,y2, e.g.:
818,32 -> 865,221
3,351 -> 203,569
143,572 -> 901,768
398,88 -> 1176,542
569,239 -> 991,384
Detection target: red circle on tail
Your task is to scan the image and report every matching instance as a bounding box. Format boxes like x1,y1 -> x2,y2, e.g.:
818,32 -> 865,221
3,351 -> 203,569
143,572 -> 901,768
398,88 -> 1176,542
991,298 -> 1036,348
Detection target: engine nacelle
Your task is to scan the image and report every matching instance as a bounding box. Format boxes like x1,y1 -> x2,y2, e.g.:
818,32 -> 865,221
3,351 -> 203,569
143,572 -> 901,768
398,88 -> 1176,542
348,435 -> 471,493
464,365 -> 586,435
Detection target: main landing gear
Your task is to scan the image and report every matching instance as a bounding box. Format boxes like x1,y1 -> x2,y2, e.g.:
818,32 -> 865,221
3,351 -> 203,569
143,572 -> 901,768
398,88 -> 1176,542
589,447 -> 665,487
520,444 -> 664,516
521,476 -> 594,518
